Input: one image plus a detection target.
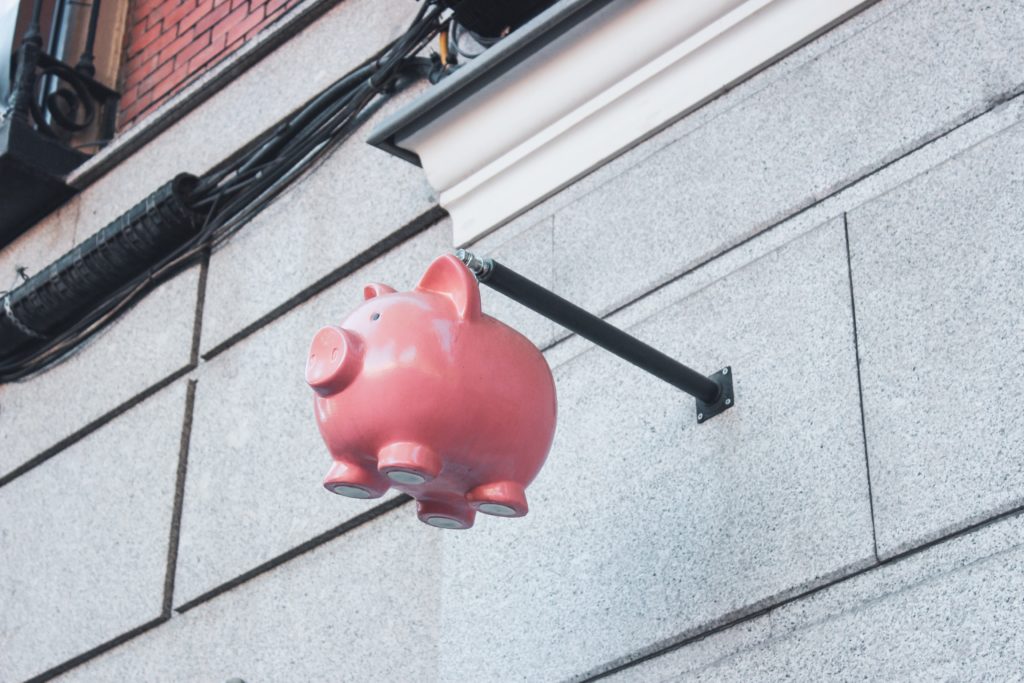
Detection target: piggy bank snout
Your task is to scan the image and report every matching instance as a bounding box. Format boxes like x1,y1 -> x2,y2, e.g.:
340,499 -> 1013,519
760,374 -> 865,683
306,326 -> 364,397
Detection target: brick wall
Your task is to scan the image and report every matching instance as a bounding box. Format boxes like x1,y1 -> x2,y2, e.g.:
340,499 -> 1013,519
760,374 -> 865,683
119,0 -> 302,128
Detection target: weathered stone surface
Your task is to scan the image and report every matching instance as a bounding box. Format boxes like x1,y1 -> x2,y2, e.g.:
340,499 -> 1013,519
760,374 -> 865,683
0,266 -> 199,480
552,0 -> 1024,318
58,509 -> 441,683
606,620 -> 771,683
847,117 -> 1024,558
501,90 -> 1024,374
437,220 -> 874,681
7,2 -> 1024,682
706,547 -> 1024,681
175,225 -> 449,605
609,510 -> 1024,682
0,381 -> 188,682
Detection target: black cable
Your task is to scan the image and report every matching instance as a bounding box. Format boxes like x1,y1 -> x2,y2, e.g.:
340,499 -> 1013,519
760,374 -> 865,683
0,2 -> 447,382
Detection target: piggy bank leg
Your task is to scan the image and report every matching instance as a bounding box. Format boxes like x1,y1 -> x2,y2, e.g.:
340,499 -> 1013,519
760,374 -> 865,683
417,499 -> 476,530
377,442 -> 442,486
466,481 -> 528,517
324,457 -> 389,499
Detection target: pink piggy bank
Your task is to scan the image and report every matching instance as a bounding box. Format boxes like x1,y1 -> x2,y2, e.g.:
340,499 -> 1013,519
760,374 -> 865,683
305,254 -> 557,529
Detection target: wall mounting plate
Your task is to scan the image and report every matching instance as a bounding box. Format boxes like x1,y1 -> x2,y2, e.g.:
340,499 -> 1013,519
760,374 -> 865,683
695,366 -> 734,424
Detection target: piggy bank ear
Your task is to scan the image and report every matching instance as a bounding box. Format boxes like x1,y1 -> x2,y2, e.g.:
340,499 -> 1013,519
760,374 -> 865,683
363,283 -> 396,300
415,254 -> 482,320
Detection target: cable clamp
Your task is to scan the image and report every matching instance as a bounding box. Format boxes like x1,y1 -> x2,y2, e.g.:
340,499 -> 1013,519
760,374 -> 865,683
2,294 -> 47,340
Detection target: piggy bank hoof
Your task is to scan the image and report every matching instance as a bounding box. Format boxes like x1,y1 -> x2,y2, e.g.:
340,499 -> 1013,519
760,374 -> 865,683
467,481 -> 528,517
306,326 -> 363,397
378,442 -> 442,486
417,500 -> 475,530
324,459 -> 389,499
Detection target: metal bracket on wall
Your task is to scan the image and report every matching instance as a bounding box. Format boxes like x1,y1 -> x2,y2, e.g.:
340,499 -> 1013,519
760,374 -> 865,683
696,366 -> 734,424
456,249 -> 736,423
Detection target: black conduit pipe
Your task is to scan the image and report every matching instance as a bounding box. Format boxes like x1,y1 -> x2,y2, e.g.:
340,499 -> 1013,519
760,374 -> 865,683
0,173 -> 204,359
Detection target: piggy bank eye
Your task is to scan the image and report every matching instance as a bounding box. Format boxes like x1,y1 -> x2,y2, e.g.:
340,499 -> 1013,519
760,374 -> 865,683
370,312 -> 380,321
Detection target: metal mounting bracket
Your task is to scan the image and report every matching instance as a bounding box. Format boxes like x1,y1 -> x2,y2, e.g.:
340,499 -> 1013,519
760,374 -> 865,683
695,366 -> 734,424
457,250 -> 738,426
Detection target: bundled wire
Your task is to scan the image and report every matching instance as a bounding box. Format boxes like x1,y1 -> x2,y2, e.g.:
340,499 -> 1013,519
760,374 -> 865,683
0,1 -> 447,383
187,0 -> 446,236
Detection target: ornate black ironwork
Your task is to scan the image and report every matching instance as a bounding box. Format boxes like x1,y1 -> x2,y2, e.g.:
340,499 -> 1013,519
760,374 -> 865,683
6,0 -> 119,148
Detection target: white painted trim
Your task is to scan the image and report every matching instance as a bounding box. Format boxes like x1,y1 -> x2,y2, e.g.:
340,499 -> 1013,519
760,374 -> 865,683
394,0 -> 866,245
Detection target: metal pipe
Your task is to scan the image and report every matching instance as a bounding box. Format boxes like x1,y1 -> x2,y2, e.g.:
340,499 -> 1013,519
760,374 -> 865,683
75,0 -> 102,77
9,0 -> 45,119
456,249 -> 722,404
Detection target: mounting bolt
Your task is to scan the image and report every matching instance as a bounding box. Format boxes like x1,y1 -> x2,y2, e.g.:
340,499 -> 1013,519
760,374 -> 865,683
694,366 -> 734,424
455,249 -> 493,280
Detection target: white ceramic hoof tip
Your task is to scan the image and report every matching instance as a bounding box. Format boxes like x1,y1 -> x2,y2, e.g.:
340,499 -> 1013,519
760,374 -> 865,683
387,470 -> 426,485
426,516 -> 464,529
478,503 -> 517,517
332,484 -> 372,498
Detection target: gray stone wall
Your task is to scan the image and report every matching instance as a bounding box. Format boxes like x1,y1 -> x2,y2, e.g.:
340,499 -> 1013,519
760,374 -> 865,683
1,0 -> 1022,680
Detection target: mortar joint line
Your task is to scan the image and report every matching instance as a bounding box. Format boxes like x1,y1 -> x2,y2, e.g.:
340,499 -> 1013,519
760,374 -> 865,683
843,212 -> 881,563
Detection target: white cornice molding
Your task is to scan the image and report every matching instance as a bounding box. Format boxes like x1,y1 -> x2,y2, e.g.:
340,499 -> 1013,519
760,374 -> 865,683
387,0 -> 868,245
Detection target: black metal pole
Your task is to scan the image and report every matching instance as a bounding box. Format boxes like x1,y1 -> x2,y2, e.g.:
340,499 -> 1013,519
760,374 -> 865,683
75,0 -> 103,77
9,0 -> 44,119
456,250 -> 726,407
